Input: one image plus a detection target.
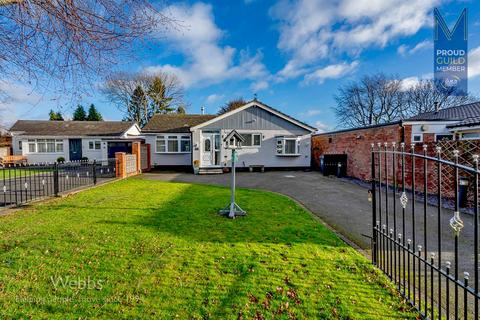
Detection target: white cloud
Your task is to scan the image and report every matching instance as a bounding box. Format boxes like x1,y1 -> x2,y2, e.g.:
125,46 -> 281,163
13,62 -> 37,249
469,46 -> 480,79
146,3 -> 268,88
300,109 -> 322,117
206,94 -> 224,104
399,73 -> 433,91
314,121 -> 330,133
397,40 -> 432,56
251,80 -> 269,92
303,61 -> 359,85
400,76 -> 420,91
0,81 -> 43,127
270,0 -> 440,81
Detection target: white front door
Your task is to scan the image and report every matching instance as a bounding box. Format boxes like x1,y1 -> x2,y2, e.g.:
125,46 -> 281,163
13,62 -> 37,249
202,133 -> 220,167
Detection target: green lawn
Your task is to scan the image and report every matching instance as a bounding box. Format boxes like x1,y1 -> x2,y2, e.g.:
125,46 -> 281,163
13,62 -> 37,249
0,167 -> 48,179
0,178 -> 416,319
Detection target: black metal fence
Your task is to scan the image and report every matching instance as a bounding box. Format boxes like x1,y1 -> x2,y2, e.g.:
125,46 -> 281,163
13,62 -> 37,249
371,142 -> 479,319
1,159 -> 117,208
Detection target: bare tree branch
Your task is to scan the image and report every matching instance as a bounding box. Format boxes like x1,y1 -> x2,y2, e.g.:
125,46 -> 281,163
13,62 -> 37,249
0,0 -> 176,95
333,73 -> 478,129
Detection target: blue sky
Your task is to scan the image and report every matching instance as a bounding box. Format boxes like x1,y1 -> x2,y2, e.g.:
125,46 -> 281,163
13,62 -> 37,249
2,0 -> 480,131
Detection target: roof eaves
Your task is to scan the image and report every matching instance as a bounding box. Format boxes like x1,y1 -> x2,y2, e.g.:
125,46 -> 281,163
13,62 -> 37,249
312,121 -> 403,136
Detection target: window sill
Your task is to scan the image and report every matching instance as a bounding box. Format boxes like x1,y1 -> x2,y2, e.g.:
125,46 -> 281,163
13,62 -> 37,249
155,152 -> 191,154
276,153 -> 301,157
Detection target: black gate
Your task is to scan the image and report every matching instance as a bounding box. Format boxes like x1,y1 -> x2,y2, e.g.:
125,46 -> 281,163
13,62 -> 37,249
371,142 -> 479,319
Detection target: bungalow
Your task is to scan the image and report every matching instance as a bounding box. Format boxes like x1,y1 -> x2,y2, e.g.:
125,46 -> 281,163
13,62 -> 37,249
142,99 -> 316,173
9,120 -> 142,163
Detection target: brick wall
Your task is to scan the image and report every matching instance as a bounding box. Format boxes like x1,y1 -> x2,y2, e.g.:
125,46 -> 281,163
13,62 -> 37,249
312,123 -> 477,202
312,123 -> 404,181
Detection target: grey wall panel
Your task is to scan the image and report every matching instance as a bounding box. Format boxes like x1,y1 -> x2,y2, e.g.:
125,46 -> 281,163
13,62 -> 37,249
202,106 -> 310,134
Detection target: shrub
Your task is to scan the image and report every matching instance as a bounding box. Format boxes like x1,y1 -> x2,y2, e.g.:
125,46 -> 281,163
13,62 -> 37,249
56,157 -> 65,163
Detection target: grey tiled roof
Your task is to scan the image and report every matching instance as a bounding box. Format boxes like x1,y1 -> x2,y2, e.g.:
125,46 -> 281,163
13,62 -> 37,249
10,120 -> 135,136
447,116 -> 480,129
406,102 -> 480,121
142,114 -> 216,133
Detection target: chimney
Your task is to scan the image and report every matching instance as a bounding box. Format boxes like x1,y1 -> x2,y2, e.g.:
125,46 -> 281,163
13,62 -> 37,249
201,106 -> 205,115
434,101 -> 439,112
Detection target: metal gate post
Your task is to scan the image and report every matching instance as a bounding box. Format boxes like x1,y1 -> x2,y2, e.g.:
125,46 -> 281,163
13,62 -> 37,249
53,162 -> 59,196
92,160 -> 97,185
371,144 -> 377,265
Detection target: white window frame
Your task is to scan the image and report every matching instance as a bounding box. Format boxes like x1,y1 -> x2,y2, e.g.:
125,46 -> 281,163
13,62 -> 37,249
460,132 -> 480,140
276,137 -> 300,156
26,138 -> 64,154
155,134 -> 191,154
88,140 -> 102,150
412,134 -> 423,143
240,133 -> 262,148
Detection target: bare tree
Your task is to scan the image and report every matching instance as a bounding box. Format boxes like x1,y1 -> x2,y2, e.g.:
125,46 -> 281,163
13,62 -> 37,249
0,0 -> 175,94
333,73 -> 477,129
334,74 -> 405,127
217,98 -> 246,115
102,71 -> 186,125
404,79 -> 476,117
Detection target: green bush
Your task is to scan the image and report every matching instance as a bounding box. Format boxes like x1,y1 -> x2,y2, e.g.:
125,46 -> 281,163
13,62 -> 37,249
56,157 -> 65,163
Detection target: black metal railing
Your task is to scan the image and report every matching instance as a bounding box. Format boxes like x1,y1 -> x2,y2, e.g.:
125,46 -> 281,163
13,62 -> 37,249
1,159 -> 117,208
372,142 -> 479,319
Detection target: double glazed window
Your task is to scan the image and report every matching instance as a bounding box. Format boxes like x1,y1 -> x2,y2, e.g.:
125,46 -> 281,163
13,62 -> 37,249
27,139 -> 63,153
240,133 -> 262,147
88,140 -> 101,150
276,137 -> 300,155
156,135 -> 191,153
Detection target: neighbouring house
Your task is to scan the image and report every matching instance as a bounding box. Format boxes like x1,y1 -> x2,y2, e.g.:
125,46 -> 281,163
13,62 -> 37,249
9,120 -> 142,163
312,101 -> 480,181
143,99 -> 316,173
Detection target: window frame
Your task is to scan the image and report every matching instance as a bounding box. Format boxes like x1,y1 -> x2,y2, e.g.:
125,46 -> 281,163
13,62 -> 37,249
460,132 -> 480,140
276,137 -> 301,156
155,134 -> 191,154
240,133 -> 262,148
26,138 -> 64,154
412,134 -> 423,143
88,140 -> 102,150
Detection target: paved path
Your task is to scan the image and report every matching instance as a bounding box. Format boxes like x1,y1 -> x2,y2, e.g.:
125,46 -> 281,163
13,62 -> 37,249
142,171 -> 476,278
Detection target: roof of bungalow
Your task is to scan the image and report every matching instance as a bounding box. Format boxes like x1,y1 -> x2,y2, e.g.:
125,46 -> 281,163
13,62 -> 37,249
142,114 -> 217,133
9,120 -> 137,137
405,101 -> 480,122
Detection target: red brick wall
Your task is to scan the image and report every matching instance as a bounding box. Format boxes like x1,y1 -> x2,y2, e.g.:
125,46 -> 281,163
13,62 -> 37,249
312,123 -> 404,181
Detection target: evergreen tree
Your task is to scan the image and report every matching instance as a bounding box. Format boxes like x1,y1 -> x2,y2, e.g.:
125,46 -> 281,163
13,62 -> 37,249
49,109 -> 64,121
87,104 -> 103,121
176,105 -> 186,114
125,86 -> 149,127
147,76 -> 175,114
72,105 -> 87,121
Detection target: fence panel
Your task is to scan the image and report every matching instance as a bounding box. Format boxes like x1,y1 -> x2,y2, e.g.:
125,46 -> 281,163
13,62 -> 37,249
1,158 -> 117,208
125,154 -> 137,175
372,142 -> 479,319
